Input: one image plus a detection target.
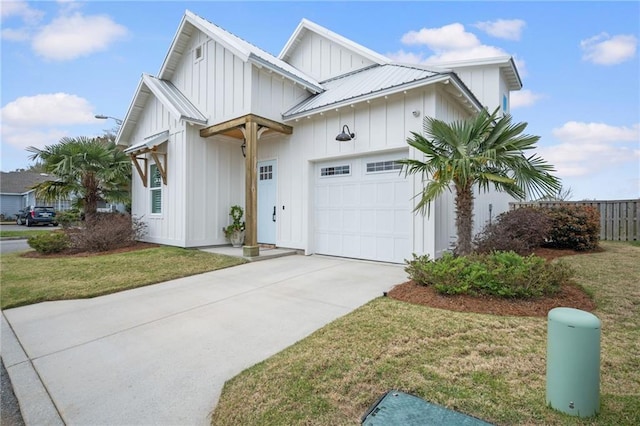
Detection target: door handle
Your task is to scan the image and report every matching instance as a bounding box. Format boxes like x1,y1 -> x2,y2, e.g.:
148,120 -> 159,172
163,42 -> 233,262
272,206 -> 276,222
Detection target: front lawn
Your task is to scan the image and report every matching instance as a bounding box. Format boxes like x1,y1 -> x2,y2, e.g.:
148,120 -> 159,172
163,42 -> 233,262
212,241 -> 639,425
0,247 -> 246,309
0,229 -> 53,238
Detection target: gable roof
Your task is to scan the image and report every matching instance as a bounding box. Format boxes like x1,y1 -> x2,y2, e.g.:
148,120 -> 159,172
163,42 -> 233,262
279,18 -> 391,66
283,64 -> 482,120
0,172 -> 51,194
116,74 -> 207,146
436,56 -> 523,91
160,10 -> 323,94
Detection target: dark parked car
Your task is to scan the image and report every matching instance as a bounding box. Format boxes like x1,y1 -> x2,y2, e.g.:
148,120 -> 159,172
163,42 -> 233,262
16,206 -> 58,227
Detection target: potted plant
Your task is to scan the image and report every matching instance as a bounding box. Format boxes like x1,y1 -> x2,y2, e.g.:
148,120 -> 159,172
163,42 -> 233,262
223,205 -> 245,247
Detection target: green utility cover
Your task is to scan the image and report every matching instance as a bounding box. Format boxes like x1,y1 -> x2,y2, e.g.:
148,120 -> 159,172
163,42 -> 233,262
361,390 -> 493,425
546,307 -> 601,418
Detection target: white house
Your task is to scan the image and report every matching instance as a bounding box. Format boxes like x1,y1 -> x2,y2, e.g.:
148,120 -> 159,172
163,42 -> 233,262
116,10 -> 522,263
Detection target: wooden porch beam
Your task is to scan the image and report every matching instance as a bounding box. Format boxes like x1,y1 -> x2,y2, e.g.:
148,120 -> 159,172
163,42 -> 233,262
199,113 -> 293,139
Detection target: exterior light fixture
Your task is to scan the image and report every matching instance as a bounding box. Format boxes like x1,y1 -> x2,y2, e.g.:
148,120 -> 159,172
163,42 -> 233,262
95,114 -> 123,125
241,141 -> 246,157
335,125 -> 355,141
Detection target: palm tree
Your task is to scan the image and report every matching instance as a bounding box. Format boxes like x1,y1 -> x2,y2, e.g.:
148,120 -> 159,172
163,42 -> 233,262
400,108 -> 561,256
27,136 -> 131,222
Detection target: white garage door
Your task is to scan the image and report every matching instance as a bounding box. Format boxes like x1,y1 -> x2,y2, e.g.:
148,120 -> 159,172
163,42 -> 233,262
314,152 -> 411,263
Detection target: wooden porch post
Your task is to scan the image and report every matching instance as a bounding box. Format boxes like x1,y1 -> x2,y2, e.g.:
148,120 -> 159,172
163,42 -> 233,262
243,121 -> 259,257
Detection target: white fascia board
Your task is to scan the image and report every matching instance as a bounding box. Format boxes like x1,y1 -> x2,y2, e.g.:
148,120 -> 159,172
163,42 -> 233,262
447,74 -> 484,112
436,55 -> 523,90
283,75 -> 451,121
185,10 -> 250,62
279,18 -> 391,65
283,74 -> 482,121
248,54 -> 323,94
115,76 -> 145,146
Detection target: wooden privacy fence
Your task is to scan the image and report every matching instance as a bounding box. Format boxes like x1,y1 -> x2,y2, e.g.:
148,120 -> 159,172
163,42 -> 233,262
510,199 -> 639,242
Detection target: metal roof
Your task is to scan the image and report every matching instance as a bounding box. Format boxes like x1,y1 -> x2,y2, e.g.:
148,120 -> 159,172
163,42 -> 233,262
283,64 -> 445,119
124,130 -> 170,155
163,11 -> 323,94
279,18 -> 391,66
142,75 -> 207,124
115,75 -> 206,146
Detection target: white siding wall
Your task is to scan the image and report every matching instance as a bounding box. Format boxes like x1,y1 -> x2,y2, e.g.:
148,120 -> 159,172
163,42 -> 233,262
285,31 -> 377,82
128,95 -> 187,246
172,31 -> 252,124
451,66 -> 501,112
184,128 -> 245,247
270,88 -> 444,256
251,68 -> 310,123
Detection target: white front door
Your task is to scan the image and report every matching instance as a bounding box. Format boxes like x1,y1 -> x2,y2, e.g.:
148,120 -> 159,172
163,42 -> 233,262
257,160 -> 277,244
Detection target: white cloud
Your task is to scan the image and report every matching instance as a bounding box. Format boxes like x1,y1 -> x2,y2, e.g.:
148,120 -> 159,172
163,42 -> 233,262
510,89 -> 545,109
538,122 -> 640,177
1,27 -> 30,41
474,19 -> 526,41
401,23 -> 480,51
32,12 -> 128,60
581,33 -> 637,65
391,22 -> 516,66
1,93 -> 99,150
0,0 -> 44,25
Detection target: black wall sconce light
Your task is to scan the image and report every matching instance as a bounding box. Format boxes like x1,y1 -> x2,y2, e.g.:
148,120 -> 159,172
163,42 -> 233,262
241,141 -> 246,157
335,125 -> 355,141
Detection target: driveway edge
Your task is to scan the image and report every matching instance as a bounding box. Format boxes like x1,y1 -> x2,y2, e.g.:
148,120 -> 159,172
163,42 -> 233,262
1,312 -> 64,426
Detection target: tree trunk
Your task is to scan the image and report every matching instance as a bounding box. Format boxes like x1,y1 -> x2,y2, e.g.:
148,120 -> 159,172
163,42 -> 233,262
83,172 -> 99,224
454,182 -> 475,256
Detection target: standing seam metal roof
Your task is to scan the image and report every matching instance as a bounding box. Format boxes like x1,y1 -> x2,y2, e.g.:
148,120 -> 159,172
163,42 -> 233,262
283,64 -> 444,118
142,74 -> 208,125
185,11 -> 323,93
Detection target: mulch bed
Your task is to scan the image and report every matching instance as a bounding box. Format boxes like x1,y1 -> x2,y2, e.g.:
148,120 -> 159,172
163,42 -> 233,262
387,247 -> 597,317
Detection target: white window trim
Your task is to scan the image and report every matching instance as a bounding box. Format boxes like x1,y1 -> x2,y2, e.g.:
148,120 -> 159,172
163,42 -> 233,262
365,160 -> 403,174
149,163 -> 163,215
194,44 -> 204,63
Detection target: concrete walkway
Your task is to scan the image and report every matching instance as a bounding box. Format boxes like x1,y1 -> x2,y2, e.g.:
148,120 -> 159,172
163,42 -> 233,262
2,255 -> 406,425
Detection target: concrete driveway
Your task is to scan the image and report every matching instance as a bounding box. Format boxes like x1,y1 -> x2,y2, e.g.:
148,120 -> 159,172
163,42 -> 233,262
2,255 -> 406,425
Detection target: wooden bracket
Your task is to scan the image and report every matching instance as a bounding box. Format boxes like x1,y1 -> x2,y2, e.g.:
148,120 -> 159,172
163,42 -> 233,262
150,149 -> 167,185
131,155 -> 148,187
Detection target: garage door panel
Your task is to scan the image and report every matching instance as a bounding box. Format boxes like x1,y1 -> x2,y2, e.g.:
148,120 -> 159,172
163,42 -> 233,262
375,209 -> 394,234
315,153 -> 410,263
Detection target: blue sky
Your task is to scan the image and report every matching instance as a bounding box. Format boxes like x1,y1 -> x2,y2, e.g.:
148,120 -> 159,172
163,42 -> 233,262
1,0 -> 639,200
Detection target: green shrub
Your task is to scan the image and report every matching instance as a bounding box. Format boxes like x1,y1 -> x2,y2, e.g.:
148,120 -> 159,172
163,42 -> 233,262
474,207 -> 551,255
56,209 -> 82,229
545,205 -> 600,251
27,232 -> 70,254
405,251 -> 573,299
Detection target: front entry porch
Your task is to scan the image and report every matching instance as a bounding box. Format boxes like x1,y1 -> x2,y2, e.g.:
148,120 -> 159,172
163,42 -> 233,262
200,114 -> 293,257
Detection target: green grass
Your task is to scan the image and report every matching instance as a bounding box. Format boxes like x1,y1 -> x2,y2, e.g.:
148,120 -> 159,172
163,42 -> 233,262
0,230 -> 53,238
212,241 -> 640,425
0,247 -> 246,309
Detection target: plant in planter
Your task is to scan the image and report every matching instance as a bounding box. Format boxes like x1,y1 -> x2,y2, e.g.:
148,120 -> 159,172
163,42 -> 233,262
223,205 -> 245,247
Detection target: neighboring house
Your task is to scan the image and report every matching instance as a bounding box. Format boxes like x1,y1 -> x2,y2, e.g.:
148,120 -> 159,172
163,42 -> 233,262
0,172 -> 72,219
116,11 -> 522,263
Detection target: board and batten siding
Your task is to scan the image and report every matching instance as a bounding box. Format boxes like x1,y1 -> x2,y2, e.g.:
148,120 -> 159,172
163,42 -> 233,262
184,128 -> 245,247
447,65 -> 507,113
171,31 -> 252,124
251,68 -> 310,124
267,86 -> 446,256
128,96 -> 188,246
285,31 -> 378,82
